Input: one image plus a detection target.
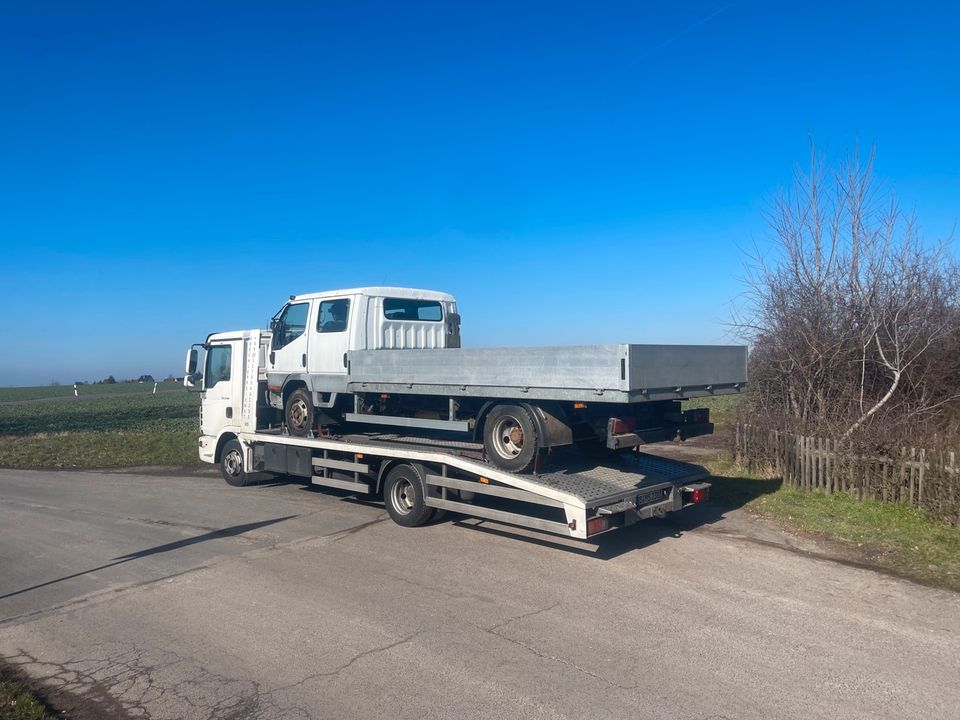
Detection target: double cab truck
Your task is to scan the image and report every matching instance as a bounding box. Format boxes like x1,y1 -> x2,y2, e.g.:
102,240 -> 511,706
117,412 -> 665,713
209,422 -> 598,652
255,287 -> 746,473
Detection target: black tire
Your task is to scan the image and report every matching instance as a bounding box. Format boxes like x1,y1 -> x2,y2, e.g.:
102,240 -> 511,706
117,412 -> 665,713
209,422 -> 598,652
220,439 -> 252,487
285,387 -> 314,437
383,464 -> 435,527
483,404 -> 539,473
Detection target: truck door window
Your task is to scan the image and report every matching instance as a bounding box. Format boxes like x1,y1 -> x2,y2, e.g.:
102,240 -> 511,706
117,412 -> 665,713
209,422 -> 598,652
205,345 -> 231,387
271,302 -> 309,349
383,298 -> 442,321
317,299 -> 350,333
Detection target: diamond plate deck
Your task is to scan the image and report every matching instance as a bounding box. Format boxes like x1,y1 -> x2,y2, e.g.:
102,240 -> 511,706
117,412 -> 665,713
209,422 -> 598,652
530,449 -> 708,505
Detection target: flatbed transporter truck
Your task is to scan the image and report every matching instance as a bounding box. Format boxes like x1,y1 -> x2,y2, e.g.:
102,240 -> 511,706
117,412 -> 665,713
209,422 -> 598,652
185,325 -> 747,540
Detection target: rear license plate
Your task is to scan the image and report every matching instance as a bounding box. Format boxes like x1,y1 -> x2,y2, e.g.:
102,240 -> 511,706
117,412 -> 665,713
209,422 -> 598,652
636,488 -> 668,507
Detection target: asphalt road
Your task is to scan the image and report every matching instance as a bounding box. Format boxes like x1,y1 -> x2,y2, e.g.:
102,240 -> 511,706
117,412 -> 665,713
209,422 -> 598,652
1,467 -> 958,720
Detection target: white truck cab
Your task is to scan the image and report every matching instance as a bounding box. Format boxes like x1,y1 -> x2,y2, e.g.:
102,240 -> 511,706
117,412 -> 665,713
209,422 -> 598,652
269,286 -> 458,367
266,286 -> 459,390
185,329 -> 271,464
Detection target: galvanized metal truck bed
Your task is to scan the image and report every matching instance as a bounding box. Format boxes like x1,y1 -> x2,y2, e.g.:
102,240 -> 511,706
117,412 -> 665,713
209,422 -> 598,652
347,344 -> 747,402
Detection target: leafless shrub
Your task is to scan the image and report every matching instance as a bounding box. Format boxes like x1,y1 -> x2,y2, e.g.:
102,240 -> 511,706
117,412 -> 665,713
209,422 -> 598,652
733,144 -> 960,446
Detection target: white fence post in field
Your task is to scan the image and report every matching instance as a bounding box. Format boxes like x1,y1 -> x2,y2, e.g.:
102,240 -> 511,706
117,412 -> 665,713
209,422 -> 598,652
153,382 -> 158,395
73,383 -> 78,397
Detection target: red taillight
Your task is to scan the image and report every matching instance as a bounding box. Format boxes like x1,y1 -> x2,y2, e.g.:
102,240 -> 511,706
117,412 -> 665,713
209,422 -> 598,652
683,487 -> 709,504
610,417 -> 636,434
586,517 -> 609,535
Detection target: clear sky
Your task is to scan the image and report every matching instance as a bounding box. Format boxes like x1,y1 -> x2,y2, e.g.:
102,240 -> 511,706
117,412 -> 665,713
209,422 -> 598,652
1,1 -> 958,385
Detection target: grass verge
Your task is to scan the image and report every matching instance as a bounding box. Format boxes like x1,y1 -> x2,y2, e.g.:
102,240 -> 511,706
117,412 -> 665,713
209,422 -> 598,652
701,452 -> 960,591
753,487 -> 960,590
0,672 -> 54,720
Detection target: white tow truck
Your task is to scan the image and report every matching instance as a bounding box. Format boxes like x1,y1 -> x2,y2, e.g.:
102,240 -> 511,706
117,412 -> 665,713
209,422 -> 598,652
185,328 -> 716,540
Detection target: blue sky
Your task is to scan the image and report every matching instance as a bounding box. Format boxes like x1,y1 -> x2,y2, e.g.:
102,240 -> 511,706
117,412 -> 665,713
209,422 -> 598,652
1,1 -> 958,385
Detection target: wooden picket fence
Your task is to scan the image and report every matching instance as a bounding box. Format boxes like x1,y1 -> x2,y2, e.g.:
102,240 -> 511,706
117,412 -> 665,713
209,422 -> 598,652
735,424 -> 960,523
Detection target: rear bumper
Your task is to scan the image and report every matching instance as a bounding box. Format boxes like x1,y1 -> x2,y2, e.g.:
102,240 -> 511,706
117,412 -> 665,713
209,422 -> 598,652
606,421 -> 714,450
586,479 -> 712,536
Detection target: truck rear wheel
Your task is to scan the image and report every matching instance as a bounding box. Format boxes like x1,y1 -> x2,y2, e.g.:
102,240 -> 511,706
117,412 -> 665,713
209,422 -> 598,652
483,404 -> 539,473
220,439 -> 251,487
285,387 -> 314,437
383,464 -> 435,527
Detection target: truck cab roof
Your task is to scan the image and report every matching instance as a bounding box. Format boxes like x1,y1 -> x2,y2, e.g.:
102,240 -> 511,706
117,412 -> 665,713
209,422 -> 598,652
290,287 -> 455,303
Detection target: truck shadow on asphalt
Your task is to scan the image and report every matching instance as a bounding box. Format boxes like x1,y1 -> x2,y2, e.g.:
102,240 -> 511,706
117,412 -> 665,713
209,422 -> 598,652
0,515 -> 297,602
269,468 -> 782,561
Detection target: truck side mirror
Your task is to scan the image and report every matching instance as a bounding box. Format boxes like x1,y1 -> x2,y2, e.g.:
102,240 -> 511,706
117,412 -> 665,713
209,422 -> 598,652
183,346 -> 202,390
445,312 -> 462,348
186,348 -> 198,376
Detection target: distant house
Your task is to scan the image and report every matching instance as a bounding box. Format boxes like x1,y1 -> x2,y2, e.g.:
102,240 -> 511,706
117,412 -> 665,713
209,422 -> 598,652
137,375 -> 155,383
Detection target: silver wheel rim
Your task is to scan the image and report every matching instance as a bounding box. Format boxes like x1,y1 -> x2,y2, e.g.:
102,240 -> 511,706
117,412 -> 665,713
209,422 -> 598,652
491,415 -> 524,460
224,448 -> 243,477
390,477 -> 416,515
289,397 -> 309,430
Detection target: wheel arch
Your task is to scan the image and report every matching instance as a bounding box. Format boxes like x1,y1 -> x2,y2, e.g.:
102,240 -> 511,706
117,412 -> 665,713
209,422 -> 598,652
374,458 -> 429,496
473,400 -> 572,449
214,431 -> 239,463
281,376 -> 309,404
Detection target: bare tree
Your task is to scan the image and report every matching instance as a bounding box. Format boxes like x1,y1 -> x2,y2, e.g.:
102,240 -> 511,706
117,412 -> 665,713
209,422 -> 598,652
734,144 -> 960,442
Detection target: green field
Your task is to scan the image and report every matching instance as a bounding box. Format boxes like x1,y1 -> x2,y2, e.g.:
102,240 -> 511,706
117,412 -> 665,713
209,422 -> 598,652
0,384 -> 200,469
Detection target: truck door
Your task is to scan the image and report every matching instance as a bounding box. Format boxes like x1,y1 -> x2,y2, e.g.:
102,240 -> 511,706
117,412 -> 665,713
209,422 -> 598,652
268,301 -> 310,375
200,340 -> 241,437
308,297 -> 352,376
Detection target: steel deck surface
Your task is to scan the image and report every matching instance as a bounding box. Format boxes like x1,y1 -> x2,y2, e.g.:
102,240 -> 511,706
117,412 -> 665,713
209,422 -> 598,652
531,449 -> 708,505
252,430 -> 707,508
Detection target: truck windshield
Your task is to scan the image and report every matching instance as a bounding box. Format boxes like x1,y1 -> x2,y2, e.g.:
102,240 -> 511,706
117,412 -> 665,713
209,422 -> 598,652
383,299 -> 442,321
272,302 -> 308,349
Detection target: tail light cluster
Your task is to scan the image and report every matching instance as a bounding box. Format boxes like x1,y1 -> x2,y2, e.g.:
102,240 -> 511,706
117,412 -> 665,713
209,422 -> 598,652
586,516 -> 609,536
609,417 -> 637,434
682,486 -> 709,504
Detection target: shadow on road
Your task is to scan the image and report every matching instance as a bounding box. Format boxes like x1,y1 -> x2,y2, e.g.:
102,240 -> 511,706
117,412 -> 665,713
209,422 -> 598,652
0,515 -> 298,601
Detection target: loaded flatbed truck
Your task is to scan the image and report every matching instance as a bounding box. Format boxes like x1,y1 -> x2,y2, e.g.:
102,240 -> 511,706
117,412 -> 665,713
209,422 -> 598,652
189,329 -> 715,540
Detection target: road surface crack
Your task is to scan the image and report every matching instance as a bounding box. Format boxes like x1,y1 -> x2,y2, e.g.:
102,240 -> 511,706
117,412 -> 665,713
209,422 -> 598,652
274,631 -> 422,692
470,603 -> 637,693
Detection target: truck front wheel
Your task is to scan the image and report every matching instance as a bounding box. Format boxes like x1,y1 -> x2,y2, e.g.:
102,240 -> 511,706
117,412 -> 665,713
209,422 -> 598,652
285,387 -> 314,436
220,439 -> 251,487
483,404 -> 539,473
